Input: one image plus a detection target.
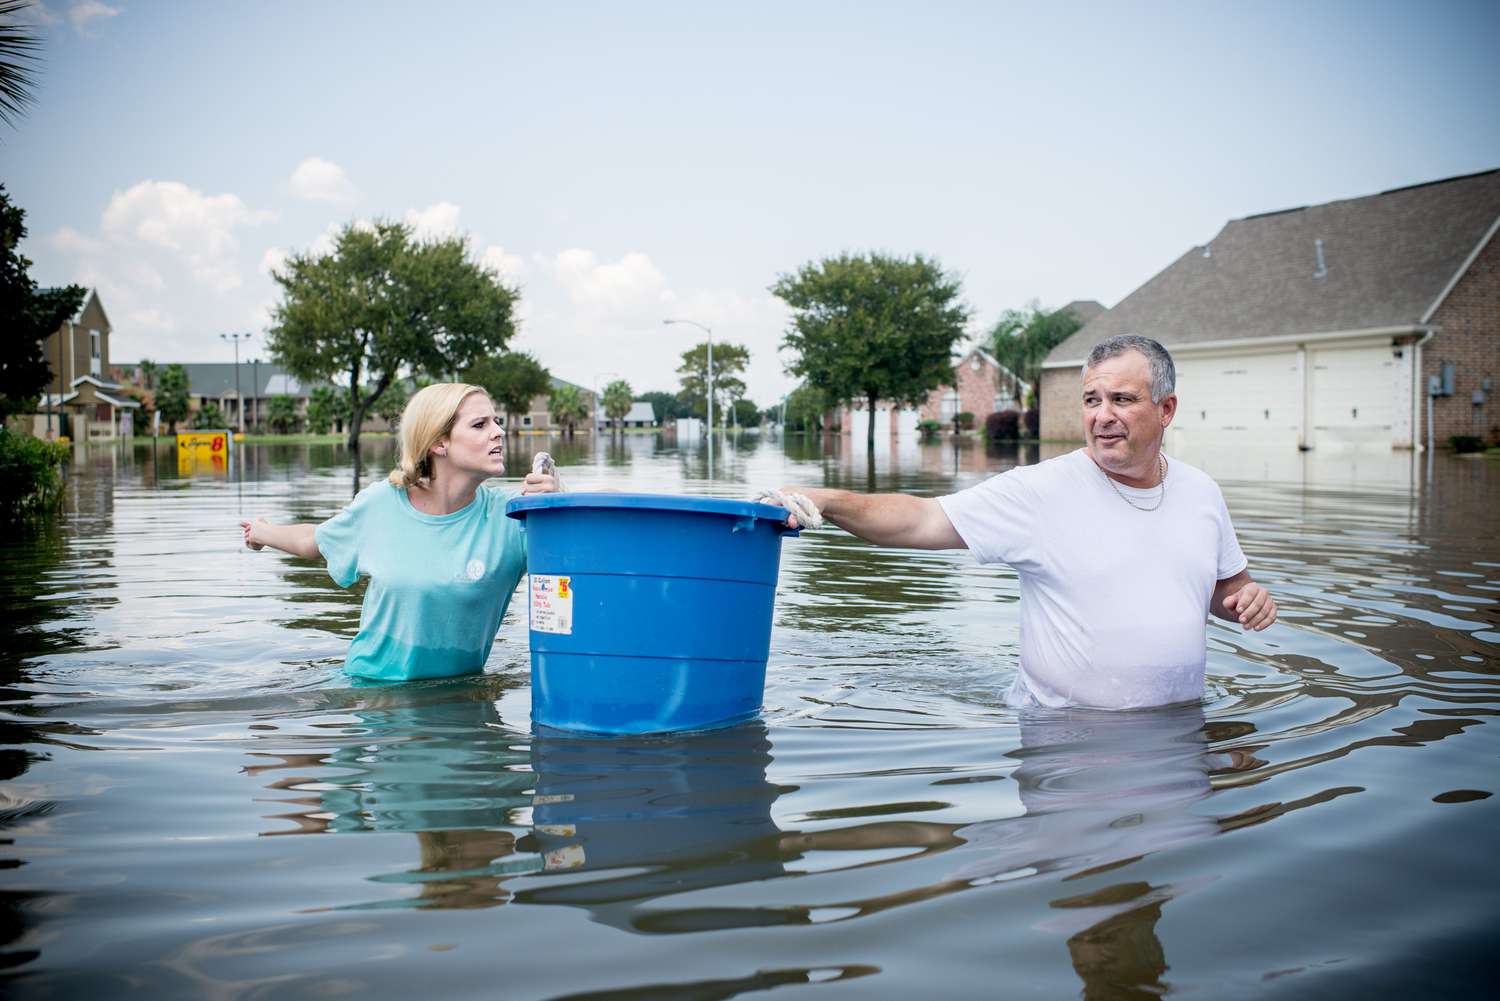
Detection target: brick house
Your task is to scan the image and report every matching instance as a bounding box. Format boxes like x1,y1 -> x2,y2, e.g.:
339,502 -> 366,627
1039,169 -> 1500,449
916,346 -> 1029,427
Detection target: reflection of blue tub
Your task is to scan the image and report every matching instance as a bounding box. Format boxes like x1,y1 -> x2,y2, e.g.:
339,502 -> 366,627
505,493 -> 798,734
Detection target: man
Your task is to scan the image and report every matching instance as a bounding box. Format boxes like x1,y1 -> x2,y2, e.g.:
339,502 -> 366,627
780,334 -> 1276,709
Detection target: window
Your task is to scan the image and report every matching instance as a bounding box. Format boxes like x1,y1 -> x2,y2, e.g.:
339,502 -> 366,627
941,390 -> 960,418
90,329 -> 101,375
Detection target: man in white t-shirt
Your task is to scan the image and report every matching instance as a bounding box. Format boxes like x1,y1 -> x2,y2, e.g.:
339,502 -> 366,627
779,335 -> 1277,709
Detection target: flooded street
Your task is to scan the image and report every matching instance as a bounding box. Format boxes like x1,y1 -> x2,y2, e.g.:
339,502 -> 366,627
2,432 -> 1497,1000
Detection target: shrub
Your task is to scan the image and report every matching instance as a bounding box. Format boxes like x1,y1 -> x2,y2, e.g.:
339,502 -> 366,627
985,410 -> 1020,440
1449,435 -> 1484,453
196,401 -> 226,429
1023,408 -> 1040,437
917,418 -> 943,438
957,411 -> 975,430
0,430 -> 69,516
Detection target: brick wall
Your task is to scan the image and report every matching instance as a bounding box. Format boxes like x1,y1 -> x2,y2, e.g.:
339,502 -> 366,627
1426,232 -> 1500,446
1039,367 -> 1083,441
915,354 -> 1024,424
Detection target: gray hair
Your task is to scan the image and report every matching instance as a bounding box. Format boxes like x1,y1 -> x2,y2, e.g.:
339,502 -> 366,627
1085,335 -> 1176,403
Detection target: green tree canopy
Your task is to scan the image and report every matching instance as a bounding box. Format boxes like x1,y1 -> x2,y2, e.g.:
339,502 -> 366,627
782,383 -> 832,433
267,220 -> 518,450
772,252 -> 970,449
676,341 -> 749,426
464,351 -> 550,433
602,378 -> 633,429
639,390 -> 687,424
548,383 -> 587,436
987,303 -> 1085,408
267,395 -> 298,434
305,384 -> 351,435
1,185 -> 84,423
155,364 -> 190,434
732,398 -> 759,428
195,401 -> 226,430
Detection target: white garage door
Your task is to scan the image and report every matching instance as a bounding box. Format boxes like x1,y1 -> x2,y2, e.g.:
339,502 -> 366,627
1309,344 -> 1397,446
848,407 -> 894,440
1168,351 -> 1301,447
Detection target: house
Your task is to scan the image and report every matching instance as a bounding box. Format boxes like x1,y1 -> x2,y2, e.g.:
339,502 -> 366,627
34,289 -> 141,440
917,346 -> 1031,427
1039,169 -> 1500,449
595,402 -> 656,429
513,377 -> 597,432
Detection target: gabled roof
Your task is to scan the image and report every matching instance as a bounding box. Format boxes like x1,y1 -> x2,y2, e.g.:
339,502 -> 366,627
1058,300 -> 1106,325
119,362 -> 301,397
623,402 -> 655,423
1045,168 -> 1500,365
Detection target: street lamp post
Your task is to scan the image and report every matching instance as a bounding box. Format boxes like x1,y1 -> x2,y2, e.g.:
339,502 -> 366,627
663,318 -> 713,475
249,357 -> 260,432
220,332 -> 252,432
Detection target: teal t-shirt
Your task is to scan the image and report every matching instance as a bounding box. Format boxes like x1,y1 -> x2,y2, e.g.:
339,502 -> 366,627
315,481 -> 527,682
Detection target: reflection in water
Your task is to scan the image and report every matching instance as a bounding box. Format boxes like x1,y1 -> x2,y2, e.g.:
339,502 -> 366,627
2,434 -> 1496,999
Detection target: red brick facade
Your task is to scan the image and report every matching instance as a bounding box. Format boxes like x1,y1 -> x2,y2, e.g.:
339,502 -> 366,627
1424,231 -> 1500,446
837,348 -> 1026,432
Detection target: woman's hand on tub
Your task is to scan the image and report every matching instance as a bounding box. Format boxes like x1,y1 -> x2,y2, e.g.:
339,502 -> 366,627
522,471 -> 560,495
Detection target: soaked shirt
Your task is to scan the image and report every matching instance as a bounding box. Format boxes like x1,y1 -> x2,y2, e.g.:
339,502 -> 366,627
315,481 -> 527,682
938,449 -> 1245,709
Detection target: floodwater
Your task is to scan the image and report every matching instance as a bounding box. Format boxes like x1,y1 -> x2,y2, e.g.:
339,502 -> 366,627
2,432 -> 1497,1000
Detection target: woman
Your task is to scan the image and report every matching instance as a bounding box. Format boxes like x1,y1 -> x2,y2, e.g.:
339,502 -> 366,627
241,383 -> 558,682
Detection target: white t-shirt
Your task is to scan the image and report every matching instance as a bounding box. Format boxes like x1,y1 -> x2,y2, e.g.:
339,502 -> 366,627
937,449 -> 1246,709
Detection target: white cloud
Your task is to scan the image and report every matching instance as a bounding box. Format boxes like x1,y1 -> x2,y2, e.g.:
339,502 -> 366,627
404,201 -> 462,241
50,226 -> 105,255
260,247 -> 288,277
125,307 -> 175,333
481,244 -> 525,280
288,157 -> 357,204
100,179 -> 275,291
551,249 -> 669,313
69,1 -> 121,34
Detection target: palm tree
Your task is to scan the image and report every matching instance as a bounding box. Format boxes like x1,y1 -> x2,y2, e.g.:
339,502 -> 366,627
0,1 -> 42,131
602,379 -> 633,432
548,384 -> 587,437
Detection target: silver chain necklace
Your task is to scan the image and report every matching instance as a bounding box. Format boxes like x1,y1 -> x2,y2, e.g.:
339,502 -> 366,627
1105,453 -> 1168,511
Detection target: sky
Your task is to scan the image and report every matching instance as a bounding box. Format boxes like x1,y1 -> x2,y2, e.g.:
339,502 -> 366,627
6,0 -> 1499,407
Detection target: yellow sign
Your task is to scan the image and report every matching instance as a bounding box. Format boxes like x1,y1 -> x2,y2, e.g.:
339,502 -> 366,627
176,429 -> 230,474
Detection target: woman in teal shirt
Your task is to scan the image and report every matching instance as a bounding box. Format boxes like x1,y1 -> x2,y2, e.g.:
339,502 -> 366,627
241,383 -> 558,681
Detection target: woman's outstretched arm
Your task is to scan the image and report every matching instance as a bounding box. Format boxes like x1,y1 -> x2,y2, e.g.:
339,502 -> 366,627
241,519 -> 321,560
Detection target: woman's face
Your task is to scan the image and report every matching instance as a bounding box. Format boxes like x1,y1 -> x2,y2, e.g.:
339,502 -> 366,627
436,392 -> 505,479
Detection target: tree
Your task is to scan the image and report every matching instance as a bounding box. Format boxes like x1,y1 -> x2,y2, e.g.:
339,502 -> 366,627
137,359 -> 157,390
195,401 -> 226,429
267,220 -> 518,452
987,303 -> 1085,407
305,385 -> 350,435
548,383 -> 587,436
267,395 -> 298,434
0,0 -> 41,131
783,383 -> 831,433
640,390 -> 686,424
1,185 -> 84,423
464,351 -> 550,434
732,398 -> 759,428
155,364 -> 190,434
676,341 -> 749,426
369,377 -> 409,426
773,252 -> 970,450
602,378 -> 633,430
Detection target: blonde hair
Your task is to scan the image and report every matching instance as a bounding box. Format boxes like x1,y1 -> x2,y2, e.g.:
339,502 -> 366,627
388,383 -> 490,488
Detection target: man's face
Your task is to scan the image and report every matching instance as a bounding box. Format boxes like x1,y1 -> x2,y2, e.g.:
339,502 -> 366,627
1081,351 -> 1176,478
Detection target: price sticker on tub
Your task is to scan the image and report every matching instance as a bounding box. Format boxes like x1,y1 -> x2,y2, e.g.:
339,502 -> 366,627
530,574 -> 574,635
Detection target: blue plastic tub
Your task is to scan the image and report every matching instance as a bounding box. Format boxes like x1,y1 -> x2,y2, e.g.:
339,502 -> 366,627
504,493 -> 799,734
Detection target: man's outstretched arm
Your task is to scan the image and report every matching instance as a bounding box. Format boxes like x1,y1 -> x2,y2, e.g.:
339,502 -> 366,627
783,487 -> 966,550
1212,570 -> 1277,631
